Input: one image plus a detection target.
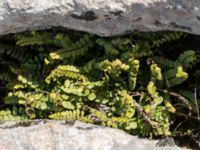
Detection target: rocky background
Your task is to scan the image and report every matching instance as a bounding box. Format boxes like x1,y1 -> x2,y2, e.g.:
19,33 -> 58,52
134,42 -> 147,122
0,120 -> 190,150
0,0 -> 198,149
0,0 -> 200,36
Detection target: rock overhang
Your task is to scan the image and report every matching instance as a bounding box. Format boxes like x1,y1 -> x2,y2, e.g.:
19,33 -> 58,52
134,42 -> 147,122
0,0 -> 200,36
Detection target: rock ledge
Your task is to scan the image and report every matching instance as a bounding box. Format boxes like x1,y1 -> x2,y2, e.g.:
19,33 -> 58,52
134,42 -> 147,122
0,0 -> 200,36
0,120 -> 189,150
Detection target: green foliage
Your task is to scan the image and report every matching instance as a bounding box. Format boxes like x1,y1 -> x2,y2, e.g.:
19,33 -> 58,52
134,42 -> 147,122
16,31 -> 54,46
153,50 -> 196,87
0,109 -> 26,120
0,30 -> 199,143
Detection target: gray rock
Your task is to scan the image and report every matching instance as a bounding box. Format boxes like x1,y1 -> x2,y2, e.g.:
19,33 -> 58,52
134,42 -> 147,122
0,0 -> 200,36
0,120 -> 189,150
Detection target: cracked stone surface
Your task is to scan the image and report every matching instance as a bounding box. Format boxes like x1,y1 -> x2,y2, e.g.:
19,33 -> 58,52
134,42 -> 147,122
0,120 -> 189,150
0,0 -> 200,36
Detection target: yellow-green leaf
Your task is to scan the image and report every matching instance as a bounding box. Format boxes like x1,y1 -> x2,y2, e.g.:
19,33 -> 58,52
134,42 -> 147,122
62,101 -> 75,109
40,102 -> 47,110
88,93 -> 96,101
18,99 -> 26,104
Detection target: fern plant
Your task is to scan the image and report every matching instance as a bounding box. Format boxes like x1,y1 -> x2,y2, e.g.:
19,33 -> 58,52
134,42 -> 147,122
0,30 -> 199,142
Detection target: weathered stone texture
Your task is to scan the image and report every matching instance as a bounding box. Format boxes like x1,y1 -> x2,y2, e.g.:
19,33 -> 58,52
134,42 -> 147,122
0,0 -> 200,36
0,120 -> 189,150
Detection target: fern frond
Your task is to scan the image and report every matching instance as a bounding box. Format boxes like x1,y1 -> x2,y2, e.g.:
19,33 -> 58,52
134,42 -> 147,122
151,32 -> 185,48
16,31 -> 54,46
0,42 -> 30,62
45,65 -> 87,84
49,34 -> 94,61
128,59 -> 140,90
0,109 -> 26,120
178,50 -> 196,68
48,109 -> 93,123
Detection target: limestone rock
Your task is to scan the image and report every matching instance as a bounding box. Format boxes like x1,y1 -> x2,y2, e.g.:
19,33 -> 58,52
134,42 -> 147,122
0,120 -> 189,150
0,0 -> 200,36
